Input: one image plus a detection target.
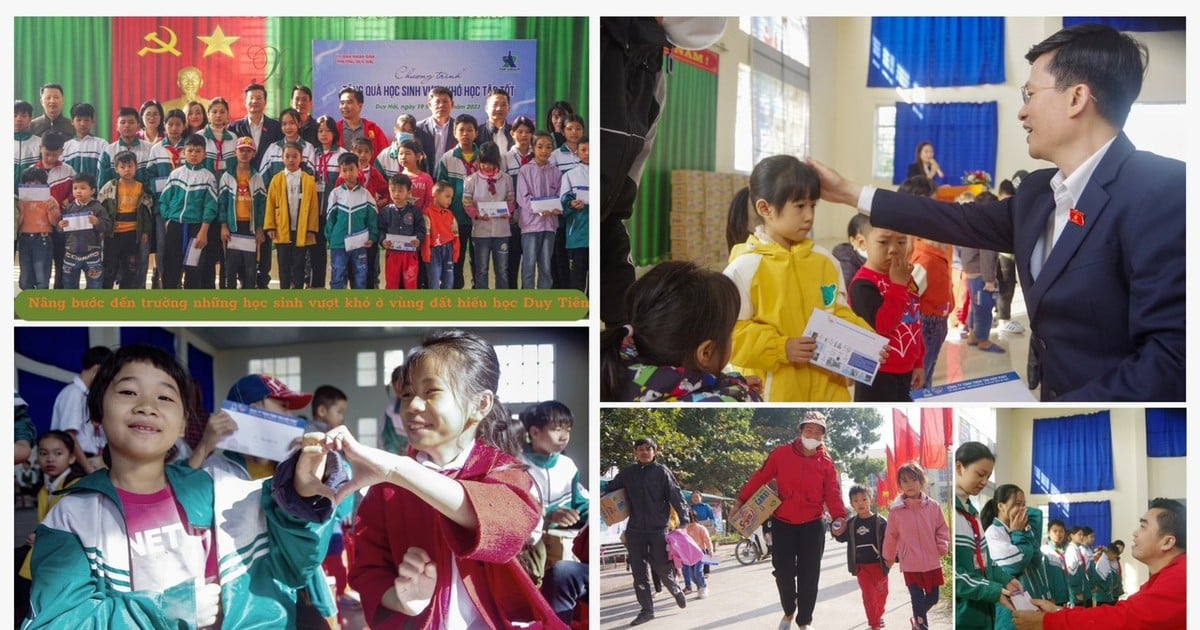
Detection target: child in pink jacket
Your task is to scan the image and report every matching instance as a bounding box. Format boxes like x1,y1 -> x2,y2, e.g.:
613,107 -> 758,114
882,463 -> 950,630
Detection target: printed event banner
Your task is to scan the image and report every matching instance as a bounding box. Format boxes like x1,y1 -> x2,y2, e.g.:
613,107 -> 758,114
112,17 -> 270,120
312,39 -> 538,122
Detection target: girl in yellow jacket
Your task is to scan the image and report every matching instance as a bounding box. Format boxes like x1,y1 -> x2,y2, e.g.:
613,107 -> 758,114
265,142 -> 320,289
723,155 -> 873,401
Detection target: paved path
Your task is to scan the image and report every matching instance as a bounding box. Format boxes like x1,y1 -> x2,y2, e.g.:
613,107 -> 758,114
600,534 -> 952,629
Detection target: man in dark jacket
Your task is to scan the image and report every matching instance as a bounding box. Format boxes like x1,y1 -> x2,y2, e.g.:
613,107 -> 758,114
605,437 -> 689,625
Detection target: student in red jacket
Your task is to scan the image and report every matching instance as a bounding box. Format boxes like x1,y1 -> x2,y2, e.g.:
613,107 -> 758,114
1014,498 -> 1186,630
735,411 -> 848,630
315,330 -> 565,629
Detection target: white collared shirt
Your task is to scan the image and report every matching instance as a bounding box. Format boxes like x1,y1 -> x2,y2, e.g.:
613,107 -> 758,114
1045,136 -> 1116,253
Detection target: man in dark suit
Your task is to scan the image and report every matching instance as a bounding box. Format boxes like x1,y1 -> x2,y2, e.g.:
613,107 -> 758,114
228,82 -> 284,288
413,86 -> 457,165
476,88 -> 514,155
810,23 -> 1183,401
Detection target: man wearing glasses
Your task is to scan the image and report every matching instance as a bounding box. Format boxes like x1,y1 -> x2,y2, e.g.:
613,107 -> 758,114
809,23 -> 1183,402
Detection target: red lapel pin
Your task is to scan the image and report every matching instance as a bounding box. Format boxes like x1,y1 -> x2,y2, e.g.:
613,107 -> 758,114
1069,208 -> 1085,227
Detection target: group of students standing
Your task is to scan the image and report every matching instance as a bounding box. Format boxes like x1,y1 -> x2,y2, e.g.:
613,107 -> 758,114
15,82 -> 590,293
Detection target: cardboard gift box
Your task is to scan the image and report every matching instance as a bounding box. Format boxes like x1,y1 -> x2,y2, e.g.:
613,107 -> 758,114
600,488 -> 630,526
729,483 -> 781,538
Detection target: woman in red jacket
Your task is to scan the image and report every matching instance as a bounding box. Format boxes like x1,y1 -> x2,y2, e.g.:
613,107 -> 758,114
736,411 -> 849,630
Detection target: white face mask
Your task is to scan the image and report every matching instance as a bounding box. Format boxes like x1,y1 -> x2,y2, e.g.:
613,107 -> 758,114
854,247 -> 868,259
801,436 -> 823,451
661,17 -> 728,51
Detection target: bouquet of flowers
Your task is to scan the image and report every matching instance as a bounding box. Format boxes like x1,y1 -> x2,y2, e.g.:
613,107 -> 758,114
963,170 -> 992,187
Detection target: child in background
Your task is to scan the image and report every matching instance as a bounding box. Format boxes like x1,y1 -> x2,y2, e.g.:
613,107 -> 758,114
681,509 -> 713,599
57,173 -> 111,289
549,114 -> 584,174
900,176 -> 954,386
200,97 -> 238,179
422,181 -> 461,290
463,141 -> 515,289
316,330 -> 564,628
306,385 -> 360,612
831,214 -> 870,290
545,100 -> 574,148
722,155 -> 874,402
517,130 -> 561,290
1041,519 -> 1073,606
99,107 -> 156,193
1089,543 -> 1122,606
218,136 -> 267,290
343,136 -> 389,288
374,114 -> 417,179
23,345 -> 336,629
961,190 -> 1005,353
185,101 -> 208,137
600,260 -> 761,402
37,131 -> 78,289
151,109 -> 189,173
504,116 -> 537,286
158,135 -> 219,289
954,442 -> 1023,629
398,138 -> 433,212
848,217 -> 925,401
981,484 -> 1054,630
882,463 -> 949,630
834,484 -> 890,630
310,115 -> 349,289
379,173 -> 425,290
99,151 -> 154,289
325,151 -> 379,290
17,168 -> 60,290
63,103 -> 108,179
265,141 -> 319,289
519,401 -> 590,571
259,108 -> 316,188
1065,526 -> 1091,607
559,136 -> 589,293
15,100 -> 42,186
435,113 -> 479,288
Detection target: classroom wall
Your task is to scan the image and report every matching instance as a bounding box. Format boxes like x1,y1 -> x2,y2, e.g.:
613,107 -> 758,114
993,407 -> 1187,591
205,327 -> 590,485
708,17 -> 1186,245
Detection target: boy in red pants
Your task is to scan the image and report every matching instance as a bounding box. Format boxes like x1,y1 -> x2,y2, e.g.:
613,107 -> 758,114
834,485 -> 890,630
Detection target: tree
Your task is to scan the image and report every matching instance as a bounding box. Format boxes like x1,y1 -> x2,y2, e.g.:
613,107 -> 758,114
599,408 -> 697,474
751,407 -> 884,474
844,456 -> 886,486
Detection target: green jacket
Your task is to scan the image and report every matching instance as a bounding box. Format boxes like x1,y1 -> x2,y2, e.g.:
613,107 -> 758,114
23,461 -> 332,629
954,496 -> 1008,630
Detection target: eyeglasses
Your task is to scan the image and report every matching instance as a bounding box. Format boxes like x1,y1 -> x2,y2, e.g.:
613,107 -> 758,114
1021,83 -> 1099,106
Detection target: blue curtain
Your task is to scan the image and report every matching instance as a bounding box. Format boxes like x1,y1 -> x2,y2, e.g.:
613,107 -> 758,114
1031,411 -> 1114,495
1064,17 -> 1185,32
188,344 -> 215,414
120,327 -> 176,354
16,370 -> 70,436
868,17 -> 1005,88
1049,500 -> 1112,548
1146,408 -> 1186,457
893,101 -> 997,185
15,328 -> 90,373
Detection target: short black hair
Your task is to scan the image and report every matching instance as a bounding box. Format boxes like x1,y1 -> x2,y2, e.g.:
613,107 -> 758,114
1148,498 -> 1185,550
1047,518 -> 1067,532
486,88 -> 510,103
16,100 -> 34,116
113,150 -> 138,167
427,86 -> 453,100
1024,23 -> 1148,128
87,344 -> 193,428
522,400 -> 574,431
339,87 -> 364,104
83,346 -> 115,371
351,137 -> 374,152
70,102 -> 95,119
848,484 -> 872,501
40,131 -> 67,152
185,134 -> 208,149
311,385 -> 347,416
244,82 -> 267,98
998,179 -> 1017,197
292,84 -> 313,100
337,151 -> 360,167
40,83 -> 64,96
897,174 -> 935,197
388,173 -> 413,190
72,172 -> 97,190
578,135 -> 589,145
846,213 -> 871,239
634,437 -> 658,450
20,167 -> 48,185
454,113 -> 478,131
117,106 -> 140,121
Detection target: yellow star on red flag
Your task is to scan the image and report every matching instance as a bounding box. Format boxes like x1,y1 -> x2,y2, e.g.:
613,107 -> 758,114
197,25 -> 239,58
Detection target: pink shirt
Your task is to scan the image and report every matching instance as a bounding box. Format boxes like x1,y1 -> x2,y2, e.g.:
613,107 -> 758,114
117,484 -> 215,591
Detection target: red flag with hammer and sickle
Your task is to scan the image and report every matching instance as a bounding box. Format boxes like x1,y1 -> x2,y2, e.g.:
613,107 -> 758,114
112,17 -> 268,132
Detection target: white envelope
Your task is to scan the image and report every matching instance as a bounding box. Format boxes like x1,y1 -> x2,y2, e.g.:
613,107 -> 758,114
802,308 -> 889,386
530,196 -> 561,215
1011,591 -> 1038,612
18,185 -> 51,201
477,201 -> 510,218
575,186 -> 589,205
227,233 -> 257,253
216,401 -> 307,463
344,228 -> 369,251
184,237 -> 202,267
154,177 -> 169,193
61,212 -> 95,232
386,233 -> 419,251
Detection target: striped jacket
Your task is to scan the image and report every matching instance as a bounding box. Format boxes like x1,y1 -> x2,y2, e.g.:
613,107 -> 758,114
98,138 -> 156,192
955,496 -> 1010,629
159,164 -> 218,224
22,460 -> 330,630
63,134 -> 109,179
